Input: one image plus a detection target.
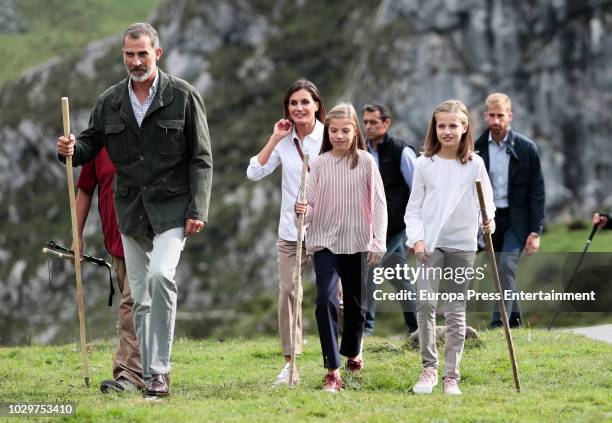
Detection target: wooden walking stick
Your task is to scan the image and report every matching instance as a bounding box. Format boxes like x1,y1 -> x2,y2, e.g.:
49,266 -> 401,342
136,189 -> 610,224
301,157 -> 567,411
475,179 -> 521,393
289,154 -> 309,387
61,97 -> 90,387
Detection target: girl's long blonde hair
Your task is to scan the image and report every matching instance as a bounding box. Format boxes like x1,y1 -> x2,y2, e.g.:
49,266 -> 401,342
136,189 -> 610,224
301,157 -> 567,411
320,103 -> 367,169
423,99 -> 473,164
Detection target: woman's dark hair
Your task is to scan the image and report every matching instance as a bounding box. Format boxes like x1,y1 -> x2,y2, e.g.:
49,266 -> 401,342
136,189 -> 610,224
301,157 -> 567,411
283,79 -> 326,123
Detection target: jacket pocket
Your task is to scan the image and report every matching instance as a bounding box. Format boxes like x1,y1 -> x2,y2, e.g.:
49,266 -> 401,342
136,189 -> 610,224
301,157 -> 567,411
105,123 -> 130,164
167,182 -> 189,193
156,119 -> 185,157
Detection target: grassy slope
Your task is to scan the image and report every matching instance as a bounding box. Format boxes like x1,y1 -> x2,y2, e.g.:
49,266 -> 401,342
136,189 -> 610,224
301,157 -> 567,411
1,332 -> 610,422
372,222 -> 612,335
0,0 -> 160,87
540,223 -> 612,252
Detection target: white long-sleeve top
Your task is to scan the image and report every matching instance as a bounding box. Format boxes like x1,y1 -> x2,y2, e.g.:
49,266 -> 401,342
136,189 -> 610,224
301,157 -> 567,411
246,120 -> 324,241
302,150 -> 387,256
404,153 -> 495,252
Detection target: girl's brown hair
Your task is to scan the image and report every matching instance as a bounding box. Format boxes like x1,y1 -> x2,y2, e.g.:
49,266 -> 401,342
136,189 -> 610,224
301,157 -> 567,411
423,99 -> 473,164
320,103 -> 366,169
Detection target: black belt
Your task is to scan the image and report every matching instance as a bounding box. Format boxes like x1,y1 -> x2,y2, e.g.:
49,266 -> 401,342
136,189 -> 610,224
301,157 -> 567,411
496,207 -> 510,215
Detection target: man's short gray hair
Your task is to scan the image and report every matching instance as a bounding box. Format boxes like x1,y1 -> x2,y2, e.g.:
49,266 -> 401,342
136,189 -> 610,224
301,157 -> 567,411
123,22 -> 159,49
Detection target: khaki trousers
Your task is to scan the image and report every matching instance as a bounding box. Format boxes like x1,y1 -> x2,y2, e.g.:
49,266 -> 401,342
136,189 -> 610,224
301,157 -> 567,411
277,240 -> 310,356
277,239 -> 344,356
111,257 -> 144,388
416,248 -> 475,380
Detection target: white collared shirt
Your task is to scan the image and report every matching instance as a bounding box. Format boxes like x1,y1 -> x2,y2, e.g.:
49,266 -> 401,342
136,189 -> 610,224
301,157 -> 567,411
246,120 -> 324,241
128,71 -> 159,127
488,131 -> 511,208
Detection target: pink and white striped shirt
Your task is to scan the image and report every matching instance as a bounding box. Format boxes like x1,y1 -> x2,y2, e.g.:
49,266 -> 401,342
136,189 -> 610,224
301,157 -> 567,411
302,150 -> 387,256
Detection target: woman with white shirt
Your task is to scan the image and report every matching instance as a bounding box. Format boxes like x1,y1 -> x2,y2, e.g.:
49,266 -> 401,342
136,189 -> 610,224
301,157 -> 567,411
246,79 -> 326,385
405,99 -> 495,396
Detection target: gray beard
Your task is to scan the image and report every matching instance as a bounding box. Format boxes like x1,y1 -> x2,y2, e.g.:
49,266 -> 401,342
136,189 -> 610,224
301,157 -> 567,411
127,66 -> 154,82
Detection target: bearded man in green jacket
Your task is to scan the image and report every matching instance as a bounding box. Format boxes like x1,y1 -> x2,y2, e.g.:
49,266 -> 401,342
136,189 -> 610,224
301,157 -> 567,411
57,22 -> 212,399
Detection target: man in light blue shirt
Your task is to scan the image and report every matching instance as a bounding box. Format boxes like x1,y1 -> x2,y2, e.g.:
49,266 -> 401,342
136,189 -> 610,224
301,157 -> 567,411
475,93 -> 545,329
488,131 -> 510,208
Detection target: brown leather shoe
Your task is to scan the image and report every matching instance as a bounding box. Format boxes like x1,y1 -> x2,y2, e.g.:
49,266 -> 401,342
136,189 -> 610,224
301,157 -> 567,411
144,373 -> 170,397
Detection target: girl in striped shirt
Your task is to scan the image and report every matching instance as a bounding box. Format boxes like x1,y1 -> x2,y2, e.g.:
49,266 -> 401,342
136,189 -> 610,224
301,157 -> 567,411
405,99 -> 495,396
295,103 -> 387,392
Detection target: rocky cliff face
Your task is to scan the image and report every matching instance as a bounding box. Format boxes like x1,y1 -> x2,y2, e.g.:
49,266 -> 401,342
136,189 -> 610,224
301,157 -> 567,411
1,0 -> 611,344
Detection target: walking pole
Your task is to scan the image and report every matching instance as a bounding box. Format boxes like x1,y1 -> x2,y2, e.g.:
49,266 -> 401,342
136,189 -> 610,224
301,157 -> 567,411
289,154 -> 309,387
547,223 -> 598,330
476,180 -> 521,393
61,97 -> 90,387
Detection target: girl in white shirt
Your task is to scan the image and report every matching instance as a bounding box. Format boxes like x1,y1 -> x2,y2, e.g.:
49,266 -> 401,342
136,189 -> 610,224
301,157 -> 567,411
246,80 -> 326,385
405,99 -> 495,396
295,103 -> 387,392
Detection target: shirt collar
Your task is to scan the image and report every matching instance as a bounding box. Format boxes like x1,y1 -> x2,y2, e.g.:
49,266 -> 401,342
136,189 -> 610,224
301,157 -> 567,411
488,130 -> 510,146
128,70 -> 159,100
366,133 -> 387,152
366,139 -> 375,152
292,119 -> 324,143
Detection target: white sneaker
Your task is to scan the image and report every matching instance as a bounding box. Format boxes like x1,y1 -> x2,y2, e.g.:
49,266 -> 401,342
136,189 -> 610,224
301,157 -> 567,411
443,377 -> 462,395
273,363 -> 300,385
413,367 -> 438,394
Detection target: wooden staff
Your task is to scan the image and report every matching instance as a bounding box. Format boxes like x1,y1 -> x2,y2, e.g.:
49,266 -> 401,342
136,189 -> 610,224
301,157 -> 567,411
475,179 -> 521,393
289,154 -> 309,387
62,97 -> 90,387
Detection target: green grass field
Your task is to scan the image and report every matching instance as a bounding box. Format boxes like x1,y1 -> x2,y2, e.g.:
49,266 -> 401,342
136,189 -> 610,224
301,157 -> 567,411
0,0 -> 160,87
1,332 -> 610,422
370,222 -> 612,335
540,223 -> 612,253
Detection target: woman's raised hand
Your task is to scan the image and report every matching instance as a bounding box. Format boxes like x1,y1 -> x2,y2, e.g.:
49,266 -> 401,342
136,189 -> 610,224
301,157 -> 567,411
273,119 -> 293,141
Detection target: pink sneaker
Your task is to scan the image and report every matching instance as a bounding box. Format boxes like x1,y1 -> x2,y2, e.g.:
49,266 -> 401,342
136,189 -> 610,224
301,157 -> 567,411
413,367 -> 438,394
443,377 -> 462,395
323,373 -> 343,392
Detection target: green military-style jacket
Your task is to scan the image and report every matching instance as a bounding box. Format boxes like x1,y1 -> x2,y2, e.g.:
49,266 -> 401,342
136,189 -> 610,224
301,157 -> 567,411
66,69 -> 213,236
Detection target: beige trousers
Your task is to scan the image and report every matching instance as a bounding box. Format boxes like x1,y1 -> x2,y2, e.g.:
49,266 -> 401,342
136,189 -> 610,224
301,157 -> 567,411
416,248 -> 475,380
112,257 -> 144,388
277,240 -> 310,355
277,239 -> 344,356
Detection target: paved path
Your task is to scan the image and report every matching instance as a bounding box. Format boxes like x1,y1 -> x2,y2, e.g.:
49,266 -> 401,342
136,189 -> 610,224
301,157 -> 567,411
565,324 -> 612,344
